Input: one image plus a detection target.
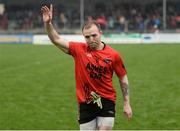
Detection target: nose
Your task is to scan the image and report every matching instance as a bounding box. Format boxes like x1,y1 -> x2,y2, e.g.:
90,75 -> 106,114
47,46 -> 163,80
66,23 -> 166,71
89,36 -> 94,42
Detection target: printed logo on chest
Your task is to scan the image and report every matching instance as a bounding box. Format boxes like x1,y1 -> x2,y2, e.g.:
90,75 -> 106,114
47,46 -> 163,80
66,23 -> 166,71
86,62 -> 107,80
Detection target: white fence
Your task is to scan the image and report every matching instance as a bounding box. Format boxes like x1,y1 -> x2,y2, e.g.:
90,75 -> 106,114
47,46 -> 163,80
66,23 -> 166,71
1,33 -> 180,44
33,33 -> 180,45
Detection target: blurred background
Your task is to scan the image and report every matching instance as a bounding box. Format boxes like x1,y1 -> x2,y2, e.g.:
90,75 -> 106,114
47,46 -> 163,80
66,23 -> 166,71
0,0 -> 180,34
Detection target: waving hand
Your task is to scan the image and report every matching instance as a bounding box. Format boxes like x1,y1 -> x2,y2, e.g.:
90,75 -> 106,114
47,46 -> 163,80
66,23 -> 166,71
41,4 -> 53,23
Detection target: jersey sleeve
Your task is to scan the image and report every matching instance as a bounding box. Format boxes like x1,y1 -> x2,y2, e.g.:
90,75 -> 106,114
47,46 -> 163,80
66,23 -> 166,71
68,42 -> 78,57
69,42 -> 86,57
113,52 -> 127,80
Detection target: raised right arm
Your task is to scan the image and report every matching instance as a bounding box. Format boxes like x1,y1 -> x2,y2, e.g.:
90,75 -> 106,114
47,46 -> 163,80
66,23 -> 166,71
41,4 -> 69,54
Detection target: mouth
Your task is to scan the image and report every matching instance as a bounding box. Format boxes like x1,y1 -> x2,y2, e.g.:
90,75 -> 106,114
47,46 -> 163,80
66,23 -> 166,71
89,42 -> 97,47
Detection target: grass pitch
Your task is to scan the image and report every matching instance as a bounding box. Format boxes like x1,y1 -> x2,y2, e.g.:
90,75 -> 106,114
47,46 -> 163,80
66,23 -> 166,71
0,44 -> 180,129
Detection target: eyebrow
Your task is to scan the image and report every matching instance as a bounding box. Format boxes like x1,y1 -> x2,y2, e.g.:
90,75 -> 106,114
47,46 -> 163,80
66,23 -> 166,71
85,34 -> 97,38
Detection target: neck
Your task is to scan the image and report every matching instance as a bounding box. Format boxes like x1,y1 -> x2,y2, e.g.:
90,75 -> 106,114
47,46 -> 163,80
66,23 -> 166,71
96,42 -> 105,50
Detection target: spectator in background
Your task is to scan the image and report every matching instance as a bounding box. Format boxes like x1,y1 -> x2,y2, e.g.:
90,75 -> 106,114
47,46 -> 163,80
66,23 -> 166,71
0,13 -> 8,30
96,14 -> 107,30
2,1 -> 180,32
135,13 -> 144,33
169,15 -> 177,29
175,13 -> 180,28
86,15 -> 94,23
107,16 -> 115,30
152,14 -> 161,33
59,12 -> 68,28
117,14 -> 126,32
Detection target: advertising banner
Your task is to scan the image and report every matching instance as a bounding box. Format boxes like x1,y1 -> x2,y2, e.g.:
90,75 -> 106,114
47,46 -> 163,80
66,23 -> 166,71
0,34 -> 33,44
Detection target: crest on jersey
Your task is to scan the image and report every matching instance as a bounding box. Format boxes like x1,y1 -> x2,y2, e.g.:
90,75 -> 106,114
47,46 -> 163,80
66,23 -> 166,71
103,58 -> 111,64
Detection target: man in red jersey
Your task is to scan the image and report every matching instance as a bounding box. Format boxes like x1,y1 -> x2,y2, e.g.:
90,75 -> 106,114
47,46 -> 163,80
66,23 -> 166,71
41,4 -> 132,130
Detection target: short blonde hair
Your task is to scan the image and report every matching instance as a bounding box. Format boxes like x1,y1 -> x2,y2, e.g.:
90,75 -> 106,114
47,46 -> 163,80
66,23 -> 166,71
82,20 -> 101,32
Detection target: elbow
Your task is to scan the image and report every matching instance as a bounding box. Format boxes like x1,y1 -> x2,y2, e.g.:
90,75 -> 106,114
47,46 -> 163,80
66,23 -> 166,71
47,34 -> 60,45
51,39 -> 57,45
120,74 -> 129,84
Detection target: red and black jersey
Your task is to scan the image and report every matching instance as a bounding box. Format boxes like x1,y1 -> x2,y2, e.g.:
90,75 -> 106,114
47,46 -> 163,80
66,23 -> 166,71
69,42 -> 126,104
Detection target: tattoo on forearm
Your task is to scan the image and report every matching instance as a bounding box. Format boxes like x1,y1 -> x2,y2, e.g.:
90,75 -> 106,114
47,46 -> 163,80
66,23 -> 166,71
120,83 -> 129,97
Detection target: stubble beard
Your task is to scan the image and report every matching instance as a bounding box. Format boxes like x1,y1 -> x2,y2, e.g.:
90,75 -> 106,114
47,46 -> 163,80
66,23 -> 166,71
89,42 -> 98,50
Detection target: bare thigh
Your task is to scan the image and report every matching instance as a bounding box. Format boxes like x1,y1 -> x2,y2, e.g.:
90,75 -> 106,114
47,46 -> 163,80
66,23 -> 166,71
97,117 -> 114,130
80,118 -> 97,130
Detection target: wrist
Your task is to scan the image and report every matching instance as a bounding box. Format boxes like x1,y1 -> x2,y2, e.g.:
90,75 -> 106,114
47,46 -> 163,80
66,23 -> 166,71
124,100 -> 130,106
44,21 -> 52,25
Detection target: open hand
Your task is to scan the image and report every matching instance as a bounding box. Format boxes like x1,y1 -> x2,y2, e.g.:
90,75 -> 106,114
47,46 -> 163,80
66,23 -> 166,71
123,103 -> 132,120
41,4 -> 53,23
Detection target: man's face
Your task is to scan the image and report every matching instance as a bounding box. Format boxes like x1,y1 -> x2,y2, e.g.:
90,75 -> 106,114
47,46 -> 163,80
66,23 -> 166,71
82,24 -> 102,50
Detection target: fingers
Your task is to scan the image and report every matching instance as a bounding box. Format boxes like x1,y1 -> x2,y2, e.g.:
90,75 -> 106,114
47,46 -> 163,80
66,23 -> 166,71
124,111 -> 132,120
41,4 -> 53,13
41,4 -> 53,22
41,5 -> 50,13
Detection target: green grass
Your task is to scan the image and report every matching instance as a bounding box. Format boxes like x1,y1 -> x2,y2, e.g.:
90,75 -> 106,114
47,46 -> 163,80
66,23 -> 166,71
0,44 -> 180,129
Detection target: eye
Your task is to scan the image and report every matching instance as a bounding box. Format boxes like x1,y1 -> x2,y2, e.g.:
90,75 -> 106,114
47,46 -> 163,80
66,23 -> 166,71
92,34 -> 97,37
85,36 -> 90,39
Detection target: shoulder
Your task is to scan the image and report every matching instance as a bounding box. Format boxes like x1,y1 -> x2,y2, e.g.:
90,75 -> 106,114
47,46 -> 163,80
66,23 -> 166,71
69,41 -> 87,48
69,41 -> 86,46
105,45 -> 124,62
105,45 -> 120,56
69,42 -> 87,55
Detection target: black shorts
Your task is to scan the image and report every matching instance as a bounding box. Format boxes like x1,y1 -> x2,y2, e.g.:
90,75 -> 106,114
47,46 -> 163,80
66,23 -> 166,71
78,97 -> 115,124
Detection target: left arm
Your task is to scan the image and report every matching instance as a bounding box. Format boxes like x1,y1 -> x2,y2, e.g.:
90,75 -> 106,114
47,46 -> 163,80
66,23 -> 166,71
113,52 -> 132,120
119,74 -> 132,120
